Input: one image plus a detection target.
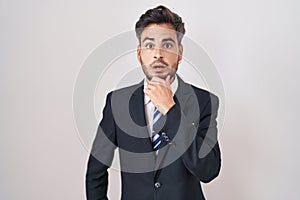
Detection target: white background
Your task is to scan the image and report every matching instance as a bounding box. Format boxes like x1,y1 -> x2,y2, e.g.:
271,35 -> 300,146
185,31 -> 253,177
1,0 -> 300,199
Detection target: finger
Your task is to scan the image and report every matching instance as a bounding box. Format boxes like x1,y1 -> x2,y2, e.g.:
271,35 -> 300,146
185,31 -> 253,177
147,82 -> 161,88
143,88 -> 151,95
146,84 -> 157,90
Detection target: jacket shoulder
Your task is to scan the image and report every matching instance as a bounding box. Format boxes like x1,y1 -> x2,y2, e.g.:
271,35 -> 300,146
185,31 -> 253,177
112,82 -> 142,94
104,82 -> 143,98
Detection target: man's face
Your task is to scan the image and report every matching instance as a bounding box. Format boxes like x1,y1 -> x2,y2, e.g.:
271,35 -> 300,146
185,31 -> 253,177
137,23 -> 183,81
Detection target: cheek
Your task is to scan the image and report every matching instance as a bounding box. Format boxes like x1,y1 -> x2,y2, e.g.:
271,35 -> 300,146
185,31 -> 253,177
140,51 -> 152,63
165,53 -> 180,63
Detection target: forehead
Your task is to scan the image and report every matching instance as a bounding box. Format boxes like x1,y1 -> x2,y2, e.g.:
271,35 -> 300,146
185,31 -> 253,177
141,23 -> 177,41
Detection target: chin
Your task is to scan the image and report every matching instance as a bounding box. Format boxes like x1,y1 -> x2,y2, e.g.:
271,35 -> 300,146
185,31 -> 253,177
158,75 -> 168,80
155,74 -> 173,80
146,71 -> 175,81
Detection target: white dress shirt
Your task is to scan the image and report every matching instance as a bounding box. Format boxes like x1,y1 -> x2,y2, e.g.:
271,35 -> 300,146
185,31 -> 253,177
144,75 -> 178,137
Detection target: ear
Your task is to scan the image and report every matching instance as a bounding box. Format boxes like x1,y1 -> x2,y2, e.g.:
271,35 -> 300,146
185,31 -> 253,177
178,44 -> 183,62
137,45 -> 141,63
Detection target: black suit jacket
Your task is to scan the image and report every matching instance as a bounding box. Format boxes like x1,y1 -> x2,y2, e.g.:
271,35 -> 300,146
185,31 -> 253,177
86,76 -> 221,200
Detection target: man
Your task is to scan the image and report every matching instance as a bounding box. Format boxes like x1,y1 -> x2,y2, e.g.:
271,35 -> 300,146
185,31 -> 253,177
86,5 -> 221,200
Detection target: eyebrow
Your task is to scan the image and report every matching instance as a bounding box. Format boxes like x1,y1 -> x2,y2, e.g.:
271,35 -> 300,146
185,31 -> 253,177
162,38 -> 176,43
142,37 -> 176,43
142,37 -> 154,43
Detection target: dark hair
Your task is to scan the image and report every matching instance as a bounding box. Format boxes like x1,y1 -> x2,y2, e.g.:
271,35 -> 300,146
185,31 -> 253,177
135,5 -> 185,45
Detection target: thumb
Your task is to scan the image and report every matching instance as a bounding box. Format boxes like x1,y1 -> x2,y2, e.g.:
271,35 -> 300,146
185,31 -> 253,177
165,75 -> 171,86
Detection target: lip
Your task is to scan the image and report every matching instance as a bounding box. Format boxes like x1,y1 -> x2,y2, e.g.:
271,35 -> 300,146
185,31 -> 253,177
152,65 -> 166,72
151,61 -> 167,67
152,65 -> 166,68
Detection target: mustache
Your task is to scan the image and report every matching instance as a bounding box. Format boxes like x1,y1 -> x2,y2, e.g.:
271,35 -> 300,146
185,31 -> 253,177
150,59 -> 168,67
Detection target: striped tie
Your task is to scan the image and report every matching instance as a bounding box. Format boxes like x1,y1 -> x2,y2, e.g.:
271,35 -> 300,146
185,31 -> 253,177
152,107 -> 162,153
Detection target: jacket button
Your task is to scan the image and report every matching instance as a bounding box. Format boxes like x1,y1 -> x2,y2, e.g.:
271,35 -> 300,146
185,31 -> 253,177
154,182 -> 161,188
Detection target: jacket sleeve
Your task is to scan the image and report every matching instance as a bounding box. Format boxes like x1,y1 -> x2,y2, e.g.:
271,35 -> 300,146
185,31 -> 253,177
163,93 -> 221,183
86,92 -> 116,200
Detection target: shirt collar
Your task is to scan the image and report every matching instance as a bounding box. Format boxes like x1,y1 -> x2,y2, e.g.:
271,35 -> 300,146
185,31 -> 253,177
144,74 -> 178,105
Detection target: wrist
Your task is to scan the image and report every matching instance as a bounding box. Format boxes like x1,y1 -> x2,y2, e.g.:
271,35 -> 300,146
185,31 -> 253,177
161,101 -> 176,115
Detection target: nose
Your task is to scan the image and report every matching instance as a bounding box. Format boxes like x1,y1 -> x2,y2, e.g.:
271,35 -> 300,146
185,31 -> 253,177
154,47 -> 163,59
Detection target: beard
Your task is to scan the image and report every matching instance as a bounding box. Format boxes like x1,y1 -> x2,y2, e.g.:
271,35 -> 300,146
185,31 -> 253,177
141,59 -> 177,81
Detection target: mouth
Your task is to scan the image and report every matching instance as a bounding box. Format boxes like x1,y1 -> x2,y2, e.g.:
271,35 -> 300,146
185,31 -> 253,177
151,60 -> 168,68
151,65 -> 167,72
152,65 -> 166,69
151,62 -> 168,68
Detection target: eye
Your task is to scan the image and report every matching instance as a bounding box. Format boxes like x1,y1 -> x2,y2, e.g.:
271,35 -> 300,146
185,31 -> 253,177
164,43 -> 173,49
145,43 -> 154,49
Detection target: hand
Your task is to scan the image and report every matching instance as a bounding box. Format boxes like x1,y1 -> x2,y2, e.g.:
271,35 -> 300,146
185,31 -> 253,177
144,75 -> 176,115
